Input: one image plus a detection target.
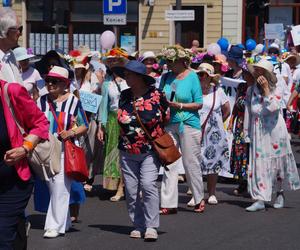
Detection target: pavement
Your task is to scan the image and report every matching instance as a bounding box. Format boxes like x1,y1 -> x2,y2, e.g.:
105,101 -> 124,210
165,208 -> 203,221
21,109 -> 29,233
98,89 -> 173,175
26,140 -> 300,250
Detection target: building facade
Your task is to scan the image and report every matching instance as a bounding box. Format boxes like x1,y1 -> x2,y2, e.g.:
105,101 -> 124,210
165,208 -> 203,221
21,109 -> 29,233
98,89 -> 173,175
15,1 -> 300,55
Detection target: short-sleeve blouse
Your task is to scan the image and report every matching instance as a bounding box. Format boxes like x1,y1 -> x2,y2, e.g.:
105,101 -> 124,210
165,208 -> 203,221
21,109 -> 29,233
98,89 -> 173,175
118,87 -> 169,154
37,93 -> 89,136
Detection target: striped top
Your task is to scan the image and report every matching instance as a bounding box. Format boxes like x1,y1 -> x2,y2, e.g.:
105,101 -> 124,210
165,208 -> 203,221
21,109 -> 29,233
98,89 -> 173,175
37,93 -> 88,135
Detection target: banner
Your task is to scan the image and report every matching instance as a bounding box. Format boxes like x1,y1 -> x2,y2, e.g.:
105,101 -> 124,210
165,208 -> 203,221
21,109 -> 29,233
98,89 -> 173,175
291,25 -> 300,46
79,91 -> 102,114
264,23 -> 284,40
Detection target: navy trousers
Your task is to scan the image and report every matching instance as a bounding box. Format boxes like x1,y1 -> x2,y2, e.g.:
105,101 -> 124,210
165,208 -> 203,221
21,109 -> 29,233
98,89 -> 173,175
0,162 -> 33,250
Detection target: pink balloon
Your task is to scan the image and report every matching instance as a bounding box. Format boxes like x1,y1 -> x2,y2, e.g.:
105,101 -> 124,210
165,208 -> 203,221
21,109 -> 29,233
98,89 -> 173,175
100,30 -> 116,50
207,43 -> 221,55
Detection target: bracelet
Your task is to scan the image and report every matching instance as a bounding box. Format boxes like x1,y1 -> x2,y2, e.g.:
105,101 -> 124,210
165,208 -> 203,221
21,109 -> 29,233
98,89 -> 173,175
23,140 -> 34,151
179,103 -> 183,110
22,145 -> 30,156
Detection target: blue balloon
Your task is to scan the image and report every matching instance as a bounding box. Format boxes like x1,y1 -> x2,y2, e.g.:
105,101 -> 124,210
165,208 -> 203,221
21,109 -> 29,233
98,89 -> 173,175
236,43 -> 245,50
246,39 -> 257,51
217,37 -> 229,51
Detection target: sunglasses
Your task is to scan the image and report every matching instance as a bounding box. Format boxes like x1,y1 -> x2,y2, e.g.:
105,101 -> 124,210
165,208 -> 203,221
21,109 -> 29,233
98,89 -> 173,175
8,25 -> 23,34
45,78 -> 62,85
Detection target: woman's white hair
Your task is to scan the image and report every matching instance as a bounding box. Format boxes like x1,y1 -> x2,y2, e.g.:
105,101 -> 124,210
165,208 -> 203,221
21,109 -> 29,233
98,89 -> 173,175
0,8 -> 17,39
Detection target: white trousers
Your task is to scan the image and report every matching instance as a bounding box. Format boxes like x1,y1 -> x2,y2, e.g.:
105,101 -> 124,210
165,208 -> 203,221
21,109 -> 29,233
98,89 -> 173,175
161,124 -> 204,208
44,153 -> 72,234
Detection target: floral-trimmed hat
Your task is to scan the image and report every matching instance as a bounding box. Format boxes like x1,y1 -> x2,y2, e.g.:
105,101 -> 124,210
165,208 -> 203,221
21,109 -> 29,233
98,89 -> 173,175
102,47 -> 129,63
158,45 -> 191,62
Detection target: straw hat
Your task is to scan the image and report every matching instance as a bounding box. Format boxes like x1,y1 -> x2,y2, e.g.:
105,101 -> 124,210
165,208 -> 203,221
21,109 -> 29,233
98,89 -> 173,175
45,66 -> 70,85
247,59 -> 277,85
284,53 -> 300,67
194,63 -> 216,77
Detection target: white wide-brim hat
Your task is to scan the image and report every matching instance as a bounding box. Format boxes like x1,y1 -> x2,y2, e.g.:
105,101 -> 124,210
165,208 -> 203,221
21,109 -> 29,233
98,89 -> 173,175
141,51 -> 157,62
13,47 -> 35,61
247,59 -> 277,84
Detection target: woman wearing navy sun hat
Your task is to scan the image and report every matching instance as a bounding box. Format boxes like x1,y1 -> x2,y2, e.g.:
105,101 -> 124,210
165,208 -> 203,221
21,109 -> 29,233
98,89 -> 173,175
112,60 -> 169,241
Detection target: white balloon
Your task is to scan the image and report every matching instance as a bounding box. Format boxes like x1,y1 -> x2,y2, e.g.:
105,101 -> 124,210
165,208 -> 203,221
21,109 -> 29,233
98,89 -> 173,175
207,43 -> 221,55
100,30 -> 116,50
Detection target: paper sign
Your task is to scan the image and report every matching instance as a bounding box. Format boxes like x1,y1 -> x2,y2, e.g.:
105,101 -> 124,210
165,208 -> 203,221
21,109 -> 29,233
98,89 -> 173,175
79,91 -> 102,114
291,25 -> 300,46
264,23 -> 284,40
165,10 -> 195,21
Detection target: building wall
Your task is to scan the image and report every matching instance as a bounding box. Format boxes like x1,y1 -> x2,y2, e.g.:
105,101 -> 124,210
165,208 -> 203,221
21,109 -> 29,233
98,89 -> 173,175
139,0 -> 223,53
222,0 -> 243,44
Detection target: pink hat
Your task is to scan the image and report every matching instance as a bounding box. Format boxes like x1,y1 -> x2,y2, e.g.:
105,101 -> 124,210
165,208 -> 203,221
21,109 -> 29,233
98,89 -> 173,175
46,66 -> 70,85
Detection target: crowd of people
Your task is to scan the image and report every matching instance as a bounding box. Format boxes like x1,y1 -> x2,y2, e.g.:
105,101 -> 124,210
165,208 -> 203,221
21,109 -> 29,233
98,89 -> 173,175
1,7 -> 300,248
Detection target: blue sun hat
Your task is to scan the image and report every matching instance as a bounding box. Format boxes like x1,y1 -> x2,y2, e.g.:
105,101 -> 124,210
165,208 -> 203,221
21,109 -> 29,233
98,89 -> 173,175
111,60 -> 156,85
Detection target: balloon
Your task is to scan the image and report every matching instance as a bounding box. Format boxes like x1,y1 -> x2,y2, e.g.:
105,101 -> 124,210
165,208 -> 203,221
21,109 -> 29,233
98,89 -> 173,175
207,43 -> 221,56
236,43 -> 245,50
100,30 -> 116,50
252,43 -> 264,55
246,39 -> 257,51
217,37 -> 229,51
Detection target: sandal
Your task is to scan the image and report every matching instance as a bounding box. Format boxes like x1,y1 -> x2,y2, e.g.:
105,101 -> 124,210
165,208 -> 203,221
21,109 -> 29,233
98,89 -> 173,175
110,194 -> 124,202
84,184 -> 93,192
194,200 -> 205,213
159,208 -> 177,215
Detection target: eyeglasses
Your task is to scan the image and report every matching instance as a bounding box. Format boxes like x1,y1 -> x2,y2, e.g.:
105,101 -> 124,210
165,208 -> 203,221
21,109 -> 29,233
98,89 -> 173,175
8,25 -> 23,34
45,78 -> 61,85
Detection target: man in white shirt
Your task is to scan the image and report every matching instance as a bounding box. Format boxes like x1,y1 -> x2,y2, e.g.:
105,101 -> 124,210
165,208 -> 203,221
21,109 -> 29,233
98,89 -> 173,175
0,8 -> 23,83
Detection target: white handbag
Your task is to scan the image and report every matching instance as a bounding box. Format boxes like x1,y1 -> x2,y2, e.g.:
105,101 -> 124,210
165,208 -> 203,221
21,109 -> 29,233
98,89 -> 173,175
2,83 -> 61,181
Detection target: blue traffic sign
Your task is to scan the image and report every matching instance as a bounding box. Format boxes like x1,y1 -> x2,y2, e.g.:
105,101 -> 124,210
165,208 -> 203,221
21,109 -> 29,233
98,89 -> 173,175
2,0 -> 12,7
103,0 -> 127,15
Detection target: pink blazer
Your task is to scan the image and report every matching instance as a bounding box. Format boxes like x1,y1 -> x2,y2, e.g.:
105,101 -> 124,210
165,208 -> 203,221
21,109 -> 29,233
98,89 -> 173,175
0,80 -> 49,181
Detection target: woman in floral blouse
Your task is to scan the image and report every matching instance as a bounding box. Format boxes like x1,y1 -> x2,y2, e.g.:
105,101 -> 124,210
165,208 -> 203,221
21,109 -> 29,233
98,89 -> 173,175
244,59 -> 300,212
112,60 -> 169,241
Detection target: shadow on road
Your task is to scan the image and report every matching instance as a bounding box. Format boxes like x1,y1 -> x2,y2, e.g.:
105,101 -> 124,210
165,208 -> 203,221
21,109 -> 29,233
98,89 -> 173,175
88,224 -> 166,236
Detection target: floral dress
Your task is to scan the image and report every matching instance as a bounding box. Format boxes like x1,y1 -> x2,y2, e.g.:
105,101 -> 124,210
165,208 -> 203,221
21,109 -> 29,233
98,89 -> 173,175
230,82 -> 249,180
200,87 -> 230,175
244,85 -> 300,201
118,87 -> 169,154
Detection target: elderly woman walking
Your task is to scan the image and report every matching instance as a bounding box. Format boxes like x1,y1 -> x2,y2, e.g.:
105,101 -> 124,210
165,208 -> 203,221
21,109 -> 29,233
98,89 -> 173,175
37,66 -> 88,237
244,60 -> 300,212
158,45 -> 205,214
0,81 -> 49,248
112,60 -> 169,241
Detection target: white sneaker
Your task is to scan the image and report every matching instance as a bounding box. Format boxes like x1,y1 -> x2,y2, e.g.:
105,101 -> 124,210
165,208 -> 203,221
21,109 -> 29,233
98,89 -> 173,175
187,197 -> 195,207
144,228 -> 158,241
130,229 -> 142,239
273,193 -> 285,209
208,195 -> 218,205
43,229 -> 60,238
186,188 -> 192,195
245,201 -> 265,212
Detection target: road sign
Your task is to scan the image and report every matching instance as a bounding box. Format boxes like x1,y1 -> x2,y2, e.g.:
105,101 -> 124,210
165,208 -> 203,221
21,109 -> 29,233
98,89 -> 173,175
103,0 -> 127,15
103,14 -> 127,25
165,10 -> 195,21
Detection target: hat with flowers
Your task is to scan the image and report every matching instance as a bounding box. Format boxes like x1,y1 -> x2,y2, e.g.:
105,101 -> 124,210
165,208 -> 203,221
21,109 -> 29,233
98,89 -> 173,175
158,45 -> 191,62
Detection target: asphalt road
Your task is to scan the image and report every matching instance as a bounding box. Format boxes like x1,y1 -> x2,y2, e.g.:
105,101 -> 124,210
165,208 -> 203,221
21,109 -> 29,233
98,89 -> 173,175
26,140 -> 300,250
